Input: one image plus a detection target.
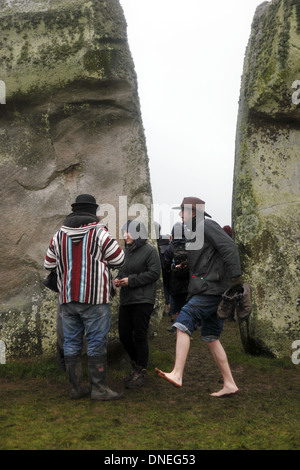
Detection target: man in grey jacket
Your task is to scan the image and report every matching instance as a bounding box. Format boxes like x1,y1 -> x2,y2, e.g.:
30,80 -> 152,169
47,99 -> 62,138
156,197 -> 243,397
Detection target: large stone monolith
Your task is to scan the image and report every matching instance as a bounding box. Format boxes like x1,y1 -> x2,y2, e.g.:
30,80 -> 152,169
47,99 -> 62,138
0,0 -> 162,357
233,0 -> 300,358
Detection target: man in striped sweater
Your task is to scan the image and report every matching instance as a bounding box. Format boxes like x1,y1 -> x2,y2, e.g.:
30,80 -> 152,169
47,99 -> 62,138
45,194 -> 125,401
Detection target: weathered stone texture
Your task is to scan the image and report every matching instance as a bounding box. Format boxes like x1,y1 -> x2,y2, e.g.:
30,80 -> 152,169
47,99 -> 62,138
233,0 -> 300,357
0,0 -> 162,357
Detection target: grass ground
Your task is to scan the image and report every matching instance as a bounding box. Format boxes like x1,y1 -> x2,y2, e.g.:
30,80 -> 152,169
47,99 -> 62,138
0,315 -> 299,451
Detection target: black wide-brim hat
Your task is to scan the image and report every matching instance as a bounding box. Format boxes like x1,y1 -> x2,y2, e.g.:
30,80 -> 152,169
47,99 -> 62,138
71,194 -> 99,215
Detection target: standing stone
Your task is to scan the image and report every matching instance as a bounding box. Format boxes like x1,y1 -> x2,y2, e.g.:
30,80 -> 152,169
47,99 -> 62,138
233,0 -> 300,358
0,0 -> 162,357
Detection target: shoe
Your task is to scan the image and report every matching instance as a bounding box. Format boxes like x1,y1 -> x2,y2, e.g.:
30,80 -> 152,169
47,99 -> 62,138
217,288 -> 239,320
235,283 -> 252,320
126,366 -> 147,389
124,360 -> 137,386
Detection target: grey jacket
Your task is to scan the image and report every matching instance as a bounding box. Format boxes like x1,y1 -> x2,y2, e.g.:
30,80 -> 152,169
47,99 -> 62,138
117,239 -> 161,306
187,218 -> 242,297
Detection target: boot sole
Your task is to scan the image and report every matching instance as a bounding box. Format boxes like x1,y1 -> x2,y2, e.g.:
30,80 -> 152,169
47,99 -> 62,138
70,389 -> 90,399
91,392 -> 124,401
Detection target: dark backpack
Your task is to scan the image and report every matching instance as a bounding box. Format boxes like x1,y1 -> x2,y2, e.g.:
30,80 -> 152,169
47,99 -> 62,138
43,270 -> 59,293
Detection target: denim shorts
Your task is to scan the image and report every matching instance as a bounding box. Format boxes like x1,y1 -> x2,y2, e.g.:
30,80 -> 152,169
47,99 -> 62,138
61,302 -> 111,356
173,294 -> 223,342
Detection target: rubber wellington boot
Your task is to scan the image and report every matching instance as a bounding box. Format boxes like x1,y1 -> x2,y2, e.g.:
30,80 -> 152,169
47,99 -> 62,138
88,354 -> 124,401
57,344 -> 66,372
65,355 -> 90,399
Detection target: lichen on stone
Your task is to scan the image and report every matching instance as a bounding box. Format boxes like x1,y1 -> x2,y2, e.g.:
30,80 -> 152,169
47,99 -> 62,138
233,0 -> 300,358
0,0 -> 160,359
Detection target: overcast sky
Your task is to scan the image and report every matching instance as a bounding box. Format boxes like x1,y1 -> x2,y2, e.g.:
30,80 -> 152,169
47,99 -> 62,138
119,0 -> 264,233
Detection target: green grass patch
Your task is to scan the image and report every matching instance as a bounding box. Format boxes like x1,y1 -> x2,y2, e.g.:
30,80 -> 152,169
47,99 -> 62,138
0,318 -> 299,450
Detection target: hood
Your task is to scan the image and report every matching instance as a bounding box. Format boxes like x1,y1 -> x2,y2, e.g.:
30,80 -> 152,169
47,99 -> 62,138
61,222 -> 104,241
63,212 -> 99,228
126,236 -> 147,252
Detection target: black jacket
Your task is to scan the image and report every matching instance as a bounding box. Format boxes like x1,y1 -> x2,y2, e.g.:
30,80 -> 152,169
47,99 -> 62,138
117,239 -> 161,306
187,218 -> 241,297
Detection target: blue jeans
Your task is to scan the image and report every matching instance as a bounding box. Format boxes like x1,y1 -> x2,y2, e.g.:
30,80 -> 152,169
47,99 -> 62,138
173,294 -> 223,342
61,302 -> 111,357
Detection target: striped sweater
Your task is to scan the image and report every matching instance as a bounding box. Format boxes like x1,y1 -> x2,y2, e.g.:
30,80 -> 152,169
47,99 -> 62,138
44,223 -> 124,305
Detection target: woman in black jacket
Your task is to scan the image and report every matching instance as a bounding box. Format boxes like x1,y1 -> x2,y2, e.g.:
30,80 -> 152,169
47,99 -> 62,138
114,220 -> 161,388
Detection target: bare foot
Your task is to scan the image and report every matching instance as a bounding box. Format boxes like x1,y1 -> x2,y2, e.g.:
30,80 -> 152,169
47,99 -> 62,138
155,368 -> 182,388
210,385 -> 239,398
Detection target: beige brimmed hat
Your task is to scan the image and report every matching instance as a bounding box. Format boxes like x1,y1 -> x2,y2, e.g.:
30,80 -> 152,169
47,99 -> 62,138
172,196 -> 212,218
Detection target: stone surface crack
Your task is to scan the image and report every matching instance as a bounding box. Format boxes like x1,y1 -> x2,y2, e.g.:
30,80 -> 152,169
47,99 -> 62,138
15,162 -> 82,191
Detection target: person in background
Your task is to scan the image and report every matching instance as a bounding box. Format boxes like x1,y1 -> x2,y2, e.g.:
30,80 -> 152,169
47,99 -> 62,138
44,194 -> 125,401
154,222 -> 170,314
115,220 -> 161,388
222,225 -> 232,238
163,222 -> 189,332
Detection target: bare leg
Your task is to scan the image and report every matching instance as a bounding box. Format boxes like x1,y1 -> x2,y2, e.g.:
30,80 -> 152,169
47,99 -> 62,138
155,330 -> 190,387
207,339 -> 239,397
